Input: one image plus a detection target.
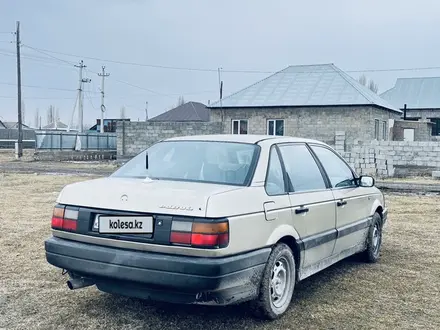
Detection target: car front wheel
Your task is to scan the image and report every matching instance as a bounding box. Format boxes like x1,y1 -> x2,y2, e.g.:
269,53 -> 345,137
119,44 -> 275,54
362,212 -> 383,263
251,243 -> 296,320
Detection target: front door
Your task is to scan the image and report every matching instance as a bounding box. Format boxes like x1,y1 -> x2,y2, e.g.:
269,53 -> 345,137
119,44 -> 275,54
309,145 -> 372,255
277,143 -> 337,268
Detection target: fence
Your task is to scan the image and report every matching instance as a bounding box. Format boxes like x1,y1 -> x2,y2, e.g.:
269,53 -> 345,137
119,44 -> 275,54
35,131 -> 117,151
0,129 -> 36,149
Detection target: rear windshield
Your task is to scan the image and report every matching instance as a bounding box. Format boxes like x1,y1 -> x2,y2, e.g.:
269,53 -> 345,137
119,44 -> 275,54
111,140 -> 259,186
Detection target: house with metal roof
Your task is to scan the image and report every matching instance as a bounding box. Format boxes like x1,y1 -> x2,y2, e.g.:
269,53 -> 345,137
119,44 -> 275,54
149,101 -> 210,122
208,64 -> 401,148
381,77 -> 440,136
0,121 -> 32,129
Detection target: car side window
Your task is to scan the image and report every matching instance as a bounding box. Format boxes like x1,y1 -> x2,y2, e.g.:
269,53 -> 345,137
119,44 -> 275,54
278,144 -> 326,192
310,145 -> 356,188
265,147 -> 286,195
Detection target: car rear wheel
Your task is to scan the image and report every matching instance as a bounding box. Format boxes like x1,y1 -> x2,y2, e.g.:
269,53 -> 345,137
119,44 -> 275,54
361,212 -> 383,263
250,243 -> 295,320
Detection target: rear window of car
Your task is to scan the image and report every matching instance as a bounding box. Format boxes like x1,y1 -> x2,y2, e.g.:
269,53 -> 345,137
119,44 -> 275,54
111,140 -> 260,186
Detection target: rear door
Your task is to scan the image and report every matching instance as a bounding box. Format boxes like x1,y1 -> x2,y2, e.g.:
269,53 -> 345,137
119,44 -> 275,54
308,144 -> 372,255
277,143 -> 337,269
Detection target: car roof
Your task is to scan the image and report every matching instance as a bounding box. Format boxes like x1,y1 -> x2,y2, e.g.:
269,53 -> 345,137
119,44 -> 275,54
164,134 -> 327,145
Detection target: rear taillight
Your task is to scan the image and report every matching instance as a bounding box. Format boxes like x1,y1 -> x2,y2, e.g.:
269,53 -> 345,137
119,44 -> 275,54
51,205 -> 78,232
170,220 -> 229,249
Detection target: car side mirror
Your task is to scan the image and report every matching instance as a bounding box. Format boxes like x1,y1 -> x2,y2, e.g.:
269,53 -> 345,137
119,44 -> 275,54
359,175 -> 375,187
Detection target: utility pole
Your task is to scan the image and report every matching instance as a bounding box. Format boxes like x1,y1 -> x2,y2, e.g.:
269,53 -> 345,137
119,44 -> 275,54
218,67 -> 224,132
15,21 -> 23,158
98,66 -> 110,133
218,67 -> 223,108
145,101 -> 149,121
74,60 -> 90,132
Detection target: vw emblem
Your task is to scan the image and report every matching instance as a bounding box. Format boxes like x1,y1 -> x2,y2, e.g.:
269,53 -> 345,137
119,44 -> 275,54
120,194 -> 128,202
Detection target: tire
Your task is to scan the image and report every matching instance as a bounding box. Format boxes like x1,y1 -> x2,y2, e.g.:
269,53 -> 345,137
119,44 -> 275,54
250,243 -> 296,320
361,212 -> 383,263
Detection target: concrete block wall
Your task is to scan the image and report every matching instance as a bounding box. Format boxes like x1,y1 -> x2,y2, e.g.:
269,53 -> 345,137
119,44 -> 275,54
117,121 -> 222,156
340,137 -> 440,178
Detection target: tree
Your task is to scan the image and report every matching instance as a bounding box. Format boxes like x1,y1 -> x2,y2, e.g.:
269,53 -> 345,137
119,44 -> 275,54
368,80 -> 379,94
177,96 -> 185,106
120,106 -> 126,119
47,105 -> 55,125
358,74 -> 379,94
34,109 -> 41,128
358,74 -> 367,86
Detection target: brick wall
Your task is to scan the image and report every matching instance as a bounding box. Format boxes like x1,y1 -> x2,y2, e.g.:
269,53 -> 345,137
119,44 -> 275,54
210,106 -> 400,149
117,121 -> 222,156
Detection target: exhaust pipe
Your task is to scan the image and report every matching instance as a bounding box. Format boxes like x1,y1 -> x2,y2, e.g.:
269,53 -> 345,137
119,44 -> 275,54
67,277 -> 95,290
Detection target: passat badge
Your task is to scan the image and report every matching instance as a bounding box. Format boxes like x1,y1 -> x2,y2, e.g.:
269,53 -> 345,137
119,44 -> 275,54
159,205 -> 193,211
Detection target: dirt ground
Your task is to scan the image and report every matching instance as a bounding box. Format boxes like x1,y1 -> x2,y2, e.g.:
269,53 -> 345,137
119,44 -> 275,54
0,150 -> 118,176
1,173 -> 439,330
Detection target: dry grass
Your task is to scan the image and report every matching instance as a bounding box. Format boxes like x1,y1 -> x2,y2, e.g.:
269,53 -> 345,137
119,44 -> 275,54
0,174 -> 439,330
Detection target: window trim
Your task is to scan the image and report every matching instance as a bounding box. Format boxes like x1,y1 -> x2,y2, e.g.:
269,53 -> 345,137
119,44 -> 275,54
374,119 -> 380,140
266,119 -> 285,136
231,119 -> 248,135
264,144 -> 289,196
307,143 -> 359,191
382,121 -> 387,140
276,142 -> 329,194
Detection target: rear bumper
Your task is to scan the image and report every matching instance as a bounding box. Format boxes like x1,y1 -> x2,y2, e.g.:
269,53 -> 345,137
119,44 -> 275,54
45,237 -> 270,305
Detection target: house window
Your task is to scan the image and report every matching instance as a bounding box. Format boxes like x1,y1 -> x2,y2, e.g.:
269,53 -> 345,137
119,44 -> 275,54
267,119 -> 285,136
374,119 -> 380,140
232,119 -> 248,135
382,121 -> 387,140
430,118 -> 440,136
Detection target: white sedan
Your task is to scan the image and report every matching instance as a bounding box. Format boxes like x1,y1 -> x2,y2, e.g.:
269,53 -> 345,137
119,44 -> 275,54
45,134 -> 387,319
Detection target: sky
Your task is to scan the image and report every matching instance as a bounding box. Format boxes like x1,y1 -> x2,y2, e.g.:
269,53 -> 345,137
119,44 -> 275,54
1,0 -> 440,127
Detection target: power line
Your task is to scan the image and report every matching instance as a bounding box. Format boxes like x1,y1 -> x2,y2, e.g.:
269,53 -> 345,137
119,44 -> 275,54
19,43 -> 440,74
21,44 -> 219,72
0,50 -> 76,71
21,44 -> 76,67
0,81 -> 100,93
0,95 -> 77,100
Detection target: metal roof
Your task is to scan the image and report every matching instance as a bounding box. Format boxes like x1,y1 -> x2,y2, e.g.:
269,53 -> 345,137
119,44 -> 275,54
209,64 -> 401,113
149,102 -> 210,122
43,120 -> 68,129
380,77 -> 440,109
0,121 -> 32,129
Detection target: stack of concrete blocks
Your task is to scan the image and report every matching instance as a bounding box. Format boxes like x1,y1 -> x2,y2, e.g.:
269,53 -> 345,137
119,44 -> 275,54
334,131 -> 346,154
343,144 -> 377,177
374,142 -> 395,178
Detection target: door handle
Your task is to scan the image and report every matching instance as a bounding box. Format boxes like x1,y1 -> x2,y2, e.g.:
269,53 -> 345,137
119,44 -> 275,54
295,207 -> 309,214
337,200 -> 347,207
